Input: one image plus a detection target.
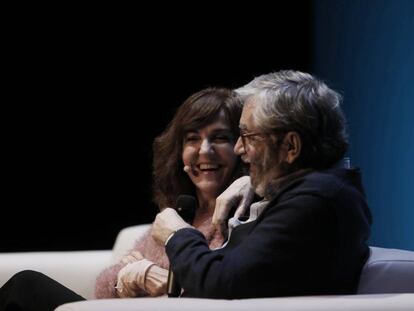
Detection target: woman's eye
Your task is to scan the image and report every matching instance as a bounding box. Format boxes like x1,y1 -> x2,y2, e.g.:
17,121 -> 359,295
212,135 -> 230,142
184,135 -> 199,143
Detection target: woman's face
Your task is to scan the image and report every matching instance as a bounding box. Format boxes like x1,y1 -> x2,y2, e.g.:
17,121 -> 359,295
182,110 -> 238,200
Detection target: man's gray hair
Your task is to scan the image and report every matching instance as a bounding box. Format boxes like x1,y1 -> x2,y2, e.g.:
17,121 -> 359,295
236,70 -> 348,169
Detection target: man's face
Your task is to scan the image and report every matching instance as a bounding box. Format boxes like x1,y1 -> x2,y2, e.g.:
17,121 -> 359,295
234,99 -> 285,197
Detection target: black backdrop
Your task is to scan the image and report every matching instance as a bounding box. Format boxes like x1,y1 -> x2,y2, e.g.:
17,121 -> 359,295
2,3 -> 312,251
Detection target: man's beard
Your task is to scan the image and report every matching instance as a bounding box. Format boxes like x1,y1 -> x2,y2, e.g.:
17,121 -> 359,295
251,145 -> 280,197
251,165 -> 266,197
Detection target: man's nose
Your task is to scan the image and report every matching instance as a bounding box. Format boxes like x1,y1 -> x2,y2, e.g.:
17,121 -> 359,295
234,136 -> 245,155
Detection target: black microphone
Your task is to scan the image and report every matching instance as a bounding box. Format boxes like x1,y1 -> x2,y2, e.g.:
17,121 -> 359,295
167,195 -> 197,297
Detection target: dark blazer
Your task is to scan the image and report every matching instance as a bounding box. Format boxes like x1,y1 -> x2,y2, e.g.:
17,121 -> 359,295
166,168 -> 372,299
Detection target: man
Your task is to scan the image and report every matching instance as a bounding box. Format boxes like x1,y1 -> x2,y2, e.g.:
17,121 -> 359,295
152,70 -> 372,299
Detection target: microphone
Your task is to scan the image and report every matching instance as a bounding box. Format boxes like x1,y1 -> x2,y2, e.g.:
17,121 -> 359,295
167,195 -> 197,297
183,164 -> 198,176
183,165 -> 191,173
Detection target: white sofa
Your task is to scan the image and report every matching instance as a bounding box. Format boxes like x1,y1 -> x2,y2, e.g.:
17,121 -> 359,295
1,224 -> 413,311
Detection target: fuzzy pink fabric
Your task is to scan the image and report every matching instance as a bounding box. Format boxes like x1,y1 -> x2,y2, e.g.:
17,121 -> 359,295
94,215 -> 223,298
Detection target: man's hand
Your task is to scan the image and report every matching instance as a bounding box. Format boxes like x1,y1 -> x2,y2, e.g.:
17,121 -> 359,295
151,208 -> 192,245
212,176 -> 254,236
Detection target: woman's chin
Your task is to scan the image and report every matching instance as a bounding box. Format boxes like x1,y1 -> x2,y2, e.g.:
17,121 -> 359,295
196,181 -> 223,197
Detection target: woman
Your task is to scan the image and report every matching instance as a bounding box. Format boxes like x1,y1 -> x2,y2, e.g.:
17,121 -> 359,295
96,87 -> 245,298
0,88 -> 245,310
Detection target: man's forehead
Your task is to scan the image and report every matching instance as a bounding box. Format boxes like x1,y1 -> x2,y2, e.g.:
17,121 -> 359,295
241,100 -> 257,116
244,96 -> 257,107
239,103 -> 257,130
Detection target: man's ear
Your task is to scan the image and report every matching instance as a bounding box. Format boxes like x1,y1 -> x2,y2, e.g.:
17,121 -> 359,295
284,131 -> 302,164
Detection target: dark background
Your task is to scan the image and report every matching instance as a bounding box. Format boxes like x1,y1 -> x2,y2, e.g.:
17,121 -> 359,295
4,0 -> 413,252
2,2 -> 312,251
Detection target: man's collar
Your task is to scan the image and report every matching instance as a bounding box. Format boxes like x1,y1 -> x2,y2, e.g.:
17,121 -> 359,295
264,168 -> 313,200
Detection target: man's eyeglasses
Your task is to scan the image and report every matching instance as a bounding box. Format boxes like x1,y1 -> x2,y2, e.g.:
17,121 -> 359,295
240,131 -> 266,149
240,128 -> 289,150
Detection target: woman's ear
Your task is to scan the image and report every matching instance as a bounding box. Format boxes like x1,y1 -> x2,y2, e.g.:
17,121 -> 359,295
284,131 -> 302,164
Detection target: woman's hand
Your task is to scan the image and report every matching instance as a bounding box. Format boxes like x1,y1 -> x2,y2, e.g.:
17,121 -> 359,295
116,259 -> 168,297
120,251 -> 144,265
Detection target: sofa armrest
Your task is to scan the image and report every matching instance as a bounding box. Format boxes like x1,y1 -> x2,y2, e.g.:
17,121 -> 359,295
0,250 -> 111,299
111,224 -> 151,263
0,224 -> 152,300
358,246 -> 414,294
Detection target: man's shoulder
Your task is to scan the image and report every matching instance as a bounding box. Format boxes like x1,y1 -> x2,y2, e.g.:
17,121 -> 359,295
304,168 -> 346,188
284,168 -> 362,200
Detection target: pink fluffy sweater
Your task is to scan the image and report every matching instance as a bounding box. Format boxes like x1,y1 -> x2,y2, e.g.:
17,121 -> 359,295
94,215 -> 224,298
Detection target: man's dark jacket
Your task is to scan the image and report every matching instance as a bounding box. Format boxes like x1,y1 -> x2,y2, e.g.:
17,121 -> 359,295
166,168 -> 372,299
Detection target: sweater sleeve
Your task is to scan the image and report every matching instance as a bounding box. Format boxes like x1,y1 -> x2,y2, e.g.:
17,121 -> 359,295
94,262 -> 127,298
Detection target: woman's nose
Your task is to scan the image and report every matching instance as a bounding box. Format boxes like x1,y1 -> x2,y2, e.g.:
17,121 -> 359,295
199,138 -> 213,154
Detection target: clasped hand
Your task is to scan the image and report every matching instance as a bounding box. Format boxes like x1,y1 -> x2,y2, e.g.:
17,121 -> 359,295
116,251 -> 168,297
